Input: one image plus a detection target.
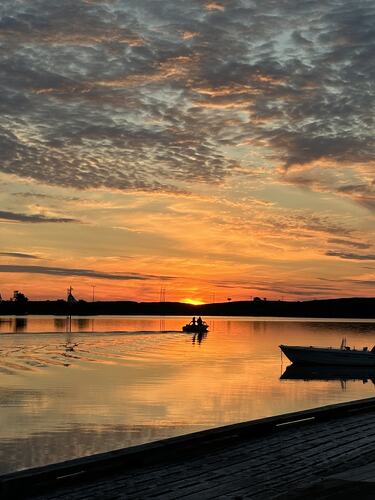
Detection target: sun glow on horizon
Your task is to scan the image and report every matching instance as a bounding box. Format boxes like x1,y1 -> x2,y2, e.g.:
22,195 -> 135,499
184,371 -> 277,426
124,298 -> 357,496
181,298 -> 206,306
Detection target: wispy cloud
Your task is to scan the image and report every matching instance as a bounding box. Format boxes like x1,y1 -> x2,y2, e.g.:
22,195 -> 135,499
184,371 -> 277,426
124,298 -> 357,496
0,252 -> 41,259
326,251 -> 375,261
0,211 -> 78,223
0,265 -> 174,281
327,238 -> 371,250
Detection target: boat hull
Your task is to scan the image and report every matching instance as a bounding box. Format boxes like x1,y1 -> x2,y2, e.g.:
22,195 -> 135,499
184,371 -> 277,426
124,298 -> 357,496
182,325 -> 208,333
280,345 -> 375,367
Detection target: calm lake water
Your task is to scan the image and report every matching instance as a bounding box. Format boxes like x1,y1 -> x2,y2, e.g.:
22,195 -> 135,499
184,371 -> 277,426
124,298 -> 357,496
1,315 -> 375,474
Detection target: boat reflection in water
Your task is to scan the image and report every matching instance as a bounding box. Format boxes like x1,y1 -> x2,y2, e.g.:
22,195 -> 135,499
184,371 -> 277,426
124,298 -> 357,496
192,331 -> 207,345
281,363 -> 375,385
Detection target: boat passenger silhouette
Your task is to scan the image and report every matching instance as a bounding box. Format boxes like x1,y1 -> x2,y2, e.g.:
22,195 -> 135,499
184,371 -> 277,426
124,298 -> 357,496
182,317 -> 208,333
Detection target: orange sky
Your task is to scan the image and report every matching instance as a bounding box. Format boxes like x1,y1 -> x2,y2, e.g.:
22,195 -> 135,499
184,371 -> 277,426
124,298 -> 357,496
0,0 -> 374,302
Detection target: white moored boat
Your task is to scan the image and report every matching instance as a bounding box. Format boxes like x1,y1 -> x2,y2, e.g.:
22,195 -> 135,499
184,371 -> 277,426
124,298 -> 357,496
280,340 -> 375,367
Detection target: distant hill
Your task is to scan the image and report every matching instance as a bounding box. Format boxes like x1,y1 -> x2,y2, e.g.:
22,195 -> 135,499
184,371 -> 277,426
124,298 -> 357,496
0,297 -> 374,318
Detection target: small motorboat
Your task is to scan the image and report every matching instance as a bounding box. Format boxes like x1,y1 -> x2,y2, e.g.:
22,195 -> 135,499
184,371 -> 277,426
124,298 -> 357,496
280,339 -> 375,367
182,322 -> 208,333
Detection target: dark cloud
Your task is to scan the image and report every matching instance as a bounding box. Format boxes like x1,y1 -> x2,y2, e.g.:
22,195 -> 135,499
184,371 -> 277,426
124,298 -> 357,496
326,251 -> 375,261
12,191 -> 82,202
281,173 -> 375,212
336,184 -> 375,212
0,0 -> 373,200
268,212 -> 353,237
0,264 -> 173,281
349,280 -> 375,286
213,279 -> 338,297
327,238 -> 371,249
0,211 -> 78,223
0,252 -> 40,259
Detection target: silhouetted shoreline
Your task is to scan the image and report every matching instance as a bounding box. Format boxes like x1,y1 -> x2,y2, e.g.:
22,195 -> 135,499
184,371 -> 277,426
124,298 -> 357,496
0,297 -> 374,318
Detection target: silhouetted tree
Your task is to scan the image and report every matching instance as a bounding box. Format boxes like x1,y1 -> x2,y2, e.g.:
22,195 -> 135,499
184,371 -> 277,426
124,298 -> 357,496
13,290 -> 28,303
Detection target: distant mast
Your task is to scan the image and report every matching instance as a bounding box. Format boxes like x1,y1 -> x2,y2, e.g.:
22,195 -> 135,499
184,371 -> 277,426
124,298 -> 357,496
66,286 -> 76,333
67,286 -> 77,304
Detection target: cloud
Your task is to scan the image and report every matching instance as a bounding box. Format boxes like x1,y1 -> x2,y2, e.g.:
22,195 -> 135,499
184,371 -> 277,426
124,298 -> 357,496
0,264 -> 173,281
326,251 -> 375,261
212,278 -> 339,297
278,160 -> 375,212
0,211 -> 78,223
349,280 -> 375,286
0,252 -> 41,259
261,211 -> 353,238
337,184 -> 375,212
327,238 -> 371,250
0,0 -> 372,202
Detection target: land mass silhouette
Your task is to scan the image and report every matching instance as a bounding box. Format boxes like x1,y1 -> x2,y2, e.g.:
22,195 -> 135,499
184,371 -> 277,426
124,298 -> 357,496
0,297 -> 374,318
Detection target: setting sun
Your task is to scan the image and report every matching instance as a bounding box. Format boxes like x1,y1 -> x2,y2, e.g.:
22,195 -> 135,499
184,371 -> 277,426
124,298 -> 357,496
181,298 -> 206,306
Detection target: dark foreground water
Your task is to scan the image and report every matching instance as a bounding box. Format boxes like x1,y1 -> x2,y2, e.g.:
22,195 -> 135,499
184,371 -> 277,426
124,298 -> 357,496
0,315 -> 374,474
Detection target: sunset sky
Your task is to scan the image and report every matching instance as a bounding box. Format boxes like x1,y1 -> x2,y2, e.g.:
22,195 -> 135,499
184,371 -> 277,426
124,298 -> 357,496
0,0 -> 374,302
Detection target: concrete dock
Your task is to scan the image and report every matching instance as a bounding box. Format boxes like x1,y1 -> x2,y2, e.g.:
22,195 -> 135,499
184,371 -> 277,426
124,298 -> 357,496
3,397 -> 375,499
